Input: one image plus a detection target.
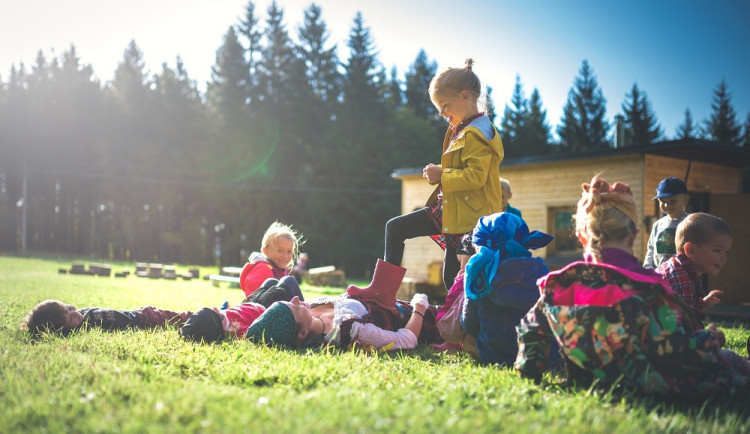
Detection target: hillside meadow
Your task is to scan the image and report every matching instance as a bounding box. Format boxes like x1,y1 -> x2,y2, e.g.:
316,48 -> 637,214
1,254 -> 749,433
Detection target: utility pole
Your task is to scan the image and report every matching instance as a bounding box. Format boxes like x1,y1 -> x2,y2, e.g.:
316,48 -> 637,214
21,159 -> 27,254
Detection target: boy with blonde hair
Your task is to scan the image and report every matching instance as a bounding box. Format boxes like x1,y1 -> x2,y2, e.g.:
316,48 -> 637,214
499,177 -> 521,218
657,212 -> 729,322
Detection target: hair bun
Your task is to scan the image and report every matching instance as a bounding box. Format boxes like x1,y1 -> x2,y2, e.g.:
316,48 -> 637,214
464,58 -> 474,70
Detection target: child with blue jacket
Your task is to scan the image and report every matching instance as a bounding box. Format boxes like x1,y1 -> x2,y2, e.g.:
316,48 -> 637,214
461,212 -> 556,366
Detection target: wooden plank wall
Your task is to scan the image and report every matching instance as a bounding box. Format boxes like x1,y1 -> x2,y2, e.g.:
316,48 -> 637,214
397,173 -> 446,282
502,154 -> 645,259
700,194 -> 750,304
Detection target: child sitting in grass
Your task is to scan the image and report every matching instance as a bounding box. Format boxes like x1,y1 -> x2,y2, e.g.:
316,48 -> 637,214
515,176 -> 748,396
20,300 -> 192,336
239,221 -> 304,300
656,213 -> 727,323
462,212 -> 554,366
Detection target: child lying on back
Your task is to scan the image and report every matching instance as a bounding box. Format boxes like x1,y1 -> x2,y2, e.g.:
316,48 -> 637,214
20,299 -> 192,336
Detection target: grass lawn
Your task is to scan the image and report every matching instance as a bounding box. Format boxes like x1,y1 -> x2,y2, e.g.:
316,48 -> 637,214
1,254 -> 749,433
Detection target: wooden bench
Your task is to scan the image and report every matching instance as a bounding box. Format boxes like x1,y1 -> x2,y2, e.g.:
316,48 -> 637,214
209,274 -> 241,288
221,266 -> 244,277
304,266 -> 347,287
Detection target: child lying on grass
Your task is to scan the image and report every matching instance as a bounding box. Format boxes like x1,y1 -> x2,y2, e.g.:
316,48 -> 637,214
20,299 -> 192,336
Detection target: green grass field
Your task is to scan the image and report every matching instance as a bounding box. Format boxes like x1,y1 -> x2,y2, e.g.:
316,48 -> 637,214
1,254 -> 749,433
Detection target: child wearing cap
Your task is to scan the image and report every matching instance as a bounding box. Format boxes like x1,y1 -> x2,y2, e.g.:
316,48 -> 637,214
180,302 -> 266,343
643,176 -> 690,269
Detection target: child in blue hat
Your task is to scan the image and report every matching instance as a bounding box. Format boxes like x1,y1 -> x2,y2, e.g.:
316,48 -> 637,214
644,176 -> 689,269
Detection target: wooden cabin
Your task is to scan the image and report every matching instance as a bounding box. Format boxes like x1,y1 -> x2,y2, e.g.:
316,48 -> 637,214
392,139 -> 750,305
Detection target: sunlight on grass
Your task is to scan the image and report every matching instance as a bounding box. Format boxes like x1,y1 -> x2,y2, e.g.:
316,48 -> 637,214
1,254 -> 749,432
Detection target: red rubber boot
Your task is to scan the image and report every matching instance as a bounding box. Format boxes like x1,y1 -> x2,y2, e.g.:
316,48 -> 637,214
347,259 -> 407,313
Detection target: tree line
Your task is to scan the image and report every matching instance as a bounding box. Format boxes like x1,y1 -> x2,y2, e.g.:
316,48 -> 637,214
1,1 -> 749,274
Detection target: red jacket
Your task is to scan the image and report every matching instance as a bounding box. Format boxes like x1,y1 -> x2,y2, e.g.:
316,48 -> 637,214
225,302 -> 265,337
240,252 -> 288,297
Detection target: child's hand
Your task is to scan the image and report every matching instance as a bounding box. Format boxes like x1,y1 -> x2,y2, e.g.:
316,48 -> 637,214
703,290 -> 723,310
707,323 -> 726,347
423,163 -> 443,184
410,293 -> 429,312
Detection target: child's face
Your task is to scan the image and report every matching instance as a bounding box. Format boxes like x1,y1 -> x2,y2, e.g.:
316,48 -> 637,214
685,234 -> 732,276
62,303 -> 83,328
263,236 -> 294,269
658,193 -> 689,218
501,186 -> 512,210
280,296 -> 312,332
211,308 -> 231,331
433,91 -> 473,127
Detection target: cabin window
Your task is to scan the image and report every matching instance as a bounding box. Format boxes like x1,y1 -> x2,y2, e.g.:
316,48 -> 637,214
547,206 -> 579,253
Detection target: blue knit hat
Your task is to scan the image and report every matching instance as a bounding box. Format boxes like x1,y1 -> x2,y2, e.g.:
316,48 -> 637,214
245,303 -> 296,347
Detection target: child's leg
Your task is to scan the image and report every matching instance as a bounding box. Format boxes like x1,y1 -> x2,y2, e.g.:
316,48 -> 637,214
384,208 -> 438,265
136,306 -> 193,329
278,276 -> 304,301
720,349 -> 750,376
442,244 -> 460,292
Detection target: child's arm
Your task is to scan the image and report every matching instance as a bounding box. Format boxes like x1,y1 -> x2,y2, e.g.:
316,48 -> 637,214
349,294 -> 429,350
240,262 -> 274,297
440,134 -> 494,192
515,301 -> 554,380
702,289 -> 723,310
643,221 -> 659,269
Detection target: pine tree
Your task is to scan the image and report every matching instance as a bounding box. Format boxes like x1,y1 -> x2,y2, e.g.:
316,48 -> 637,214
237,1 -> 263,104
385,65 -> 403,108
485,85 -> 497,125
500,75 -> 528,158
111,41 -> 152,105
675,108 -> 696,140
297,3 -> 341,105
524,88 -> 551,155
256,1 -> 302,110
404,50 -> 437,120
557,60 -> 609,153
742,112 -> 750,148
706,79 -> 742,146
343,12 -> 379,107
206,27 -> 250,122
620,83 -> 661,146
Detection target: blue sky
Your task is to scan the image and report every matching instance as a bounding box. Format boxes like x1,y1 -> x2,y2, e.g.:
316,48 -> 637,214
3,0 -> 749,140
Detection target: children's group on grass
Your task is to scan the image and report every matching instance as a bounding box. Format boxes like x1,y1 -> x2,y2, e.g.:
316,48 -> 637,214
20,59 -> 750,398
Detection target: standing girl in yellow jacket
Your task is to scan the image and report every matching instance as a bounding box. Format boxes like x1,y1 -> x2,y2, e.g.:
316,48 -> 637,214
382,59 -> 504,292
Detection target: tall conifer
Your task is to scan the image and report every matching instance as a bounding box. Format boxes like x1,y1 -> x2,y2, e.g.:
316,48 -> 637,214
620,83 -> 662,146
706,79 -> 742,146
675,108 -> 697,140
557,60 -> 609,152
404,50 -> 437,120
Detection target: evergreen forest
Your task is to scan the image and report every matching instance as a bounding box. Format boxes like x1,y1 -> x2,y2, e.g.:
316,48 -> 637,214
1,1 -> 748,274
